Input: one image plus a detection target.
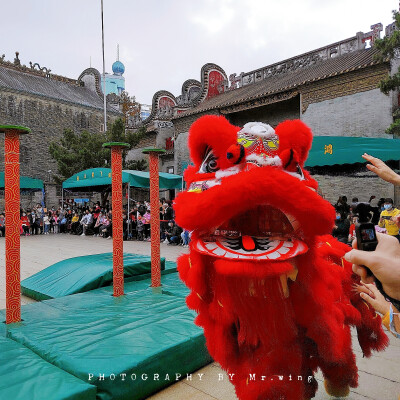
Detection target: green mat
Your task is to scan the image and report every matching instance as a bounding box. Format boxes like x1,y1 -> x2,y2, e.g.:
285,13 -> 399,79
0,336 -> 96,400
5,273 -> 212,400
21,253 -> 167,300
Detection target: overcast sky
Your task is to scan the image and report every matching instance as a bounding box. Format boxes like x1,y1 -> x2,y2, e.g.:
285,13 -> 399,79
0,0 -> 397,104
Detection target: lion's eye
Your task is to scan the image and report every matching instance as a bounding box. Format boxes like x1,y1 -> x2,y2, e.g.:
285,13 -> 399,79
199,148 -> 219,173
296,164 -> 304,179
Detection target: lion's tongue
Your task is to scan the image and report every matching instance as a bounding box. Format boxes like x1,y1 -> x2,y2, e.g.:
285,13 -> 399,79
242,235 -> 256,251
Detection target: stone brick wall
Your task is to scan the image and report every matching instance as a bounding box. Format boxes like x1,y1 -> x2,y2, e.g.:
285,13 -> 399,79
172,109 -> 221,135
311,172 -> 396,205
301,66 -> 393,137
0,89 -> 120,181
227,96 -> 300,127
126,132 -> 157,162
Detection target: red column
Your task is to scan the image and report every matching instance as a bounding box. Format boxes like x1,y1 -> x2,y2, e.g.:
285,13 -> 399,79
111,146 -> 124,296
149,152 -> 161,287
1,125 -> 30,324
5,131 -> 21,323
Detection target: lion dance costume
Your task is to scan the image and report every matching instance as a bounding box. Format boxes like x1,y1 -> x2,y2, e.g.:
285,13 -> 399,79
174,116 -> 388,400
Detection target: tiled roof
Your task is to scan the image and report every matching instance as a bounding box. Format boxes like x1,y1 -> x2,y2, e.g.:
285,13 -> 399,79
173,47 -> 388,119
0,65 -> 120,113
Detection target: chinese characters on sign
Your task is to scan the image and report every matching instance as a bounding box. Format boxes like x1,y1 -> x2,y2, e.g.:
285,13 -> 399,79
324,144 -> 333,155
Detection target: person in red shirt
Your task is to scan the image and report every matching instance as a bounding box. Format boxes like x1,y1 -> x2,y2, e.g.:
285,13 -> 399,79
348,215 -> 358,245
20,211 -> 30,236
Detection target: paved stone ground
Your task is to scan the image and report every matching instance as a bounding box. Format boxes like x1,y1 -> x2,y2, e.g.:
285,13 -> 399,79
0,234 -> 399,400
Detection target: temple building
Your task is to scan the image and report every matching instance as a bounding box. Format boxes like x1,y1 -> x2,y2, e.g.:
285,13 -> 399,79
0,51 -> 121,206
127,21 -> 400,203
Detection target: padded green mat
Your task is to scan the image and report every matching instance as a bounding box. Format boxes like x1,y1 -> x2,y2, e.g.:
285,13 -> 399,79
21,253 -> 167,300
5,273 -> 212,400
0,335 -> 96,400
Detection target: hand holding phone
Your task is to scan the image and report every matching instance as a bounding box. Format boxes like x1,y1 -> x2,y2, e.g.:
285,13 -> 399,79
355,223 -> 378,277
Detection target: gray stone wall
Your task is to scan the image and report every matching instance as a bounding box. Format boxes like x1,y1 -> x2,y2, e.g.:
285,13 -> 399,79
311,172 -> 396,205
126,132 -> 157,163
301,89 -> 393,137
172,109 -> 221,135
228,96 -> 300,127
0,89 -> 119,182
174,132 -> 190,175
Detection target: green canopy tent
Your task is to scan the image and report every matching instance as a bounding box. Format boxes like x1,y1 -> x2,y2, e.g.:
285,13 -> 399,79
0,172 -> 43,191
62,168 -> 183,191
305,136 -> 400,167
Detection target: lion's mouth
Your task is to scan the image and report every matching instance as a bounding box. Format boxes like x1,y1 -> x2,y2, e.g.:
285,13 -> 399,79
193,205 -> 308,262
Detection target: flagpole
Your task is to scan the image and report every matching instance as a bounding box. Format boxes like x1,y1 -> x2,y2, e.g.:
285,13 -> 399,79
101,0 -> 107,132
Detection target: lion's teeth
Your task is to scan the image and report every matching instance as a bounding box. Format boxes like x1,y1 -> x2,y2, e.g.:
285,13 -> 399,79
279,274 -> 290,298
287,268 -> 298,282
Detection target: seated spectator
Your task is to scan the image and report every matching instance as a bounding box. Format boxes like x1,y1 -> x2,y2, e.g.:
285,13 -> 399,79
332,210 -> 350,243
80,209 -> 93,236
20,212 -> 30,236
93,212 -> 104,236
101,216 -> 112,239
165,220 -> 182,245
70,212 -> 80,234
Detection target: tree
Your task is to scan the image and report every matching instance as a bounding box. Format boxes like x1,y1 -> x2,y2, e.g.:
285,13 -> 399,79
374,11 -> 400,136
120,91 -> 141,123
124,159 -> 147,171
49,129 -> 109,184
49,118 -> 146,183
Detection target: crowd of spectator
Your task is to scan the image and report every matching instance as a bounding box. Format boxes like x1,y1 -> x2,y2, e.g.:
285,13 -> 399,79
332,195 -> 400,244
0,198 -> 190,246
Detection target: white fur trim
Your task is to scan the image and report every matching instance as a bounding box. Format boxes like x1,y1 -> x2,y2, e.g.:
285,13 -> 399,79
215,165 -> 242,179
239,122 -> 275,138
246,154 -> 282,167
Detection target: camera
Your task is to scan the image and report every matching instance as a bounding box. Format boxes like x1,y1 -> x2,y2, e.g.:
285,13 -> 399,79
355,222 -> 378,277
355,222 -> 378,252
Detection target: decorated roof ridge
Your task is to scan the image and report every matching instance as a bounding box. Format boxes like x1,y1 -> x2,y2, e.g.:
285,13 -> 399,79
0,52 -> 78,85
171,47 -> 387,119
77,67 -> 104,98
127,63 -> 227,129
244,35 -> 358,77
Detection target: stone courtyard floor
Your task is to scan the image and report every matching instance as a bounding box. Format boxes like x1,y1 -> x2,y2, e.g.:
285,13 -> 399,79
0,234 -> 399,400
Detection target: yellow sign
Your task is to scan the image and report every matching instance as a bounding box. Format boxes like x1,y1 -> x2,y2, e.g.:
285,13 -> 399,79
77,176 -> 79,181
324,144 -> 333,155
92,172 -> 94,178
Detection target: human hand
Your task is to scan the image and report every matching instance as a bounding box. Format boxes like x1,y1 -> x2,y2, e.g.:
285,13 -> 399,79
344,232 -> 400,301
362,153 -> 400,185
353,282 -> 391,315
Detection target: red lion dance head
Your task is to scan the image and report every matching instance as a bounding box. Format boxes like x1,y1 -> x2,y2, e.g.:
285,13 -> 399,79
174,115 -> 388,400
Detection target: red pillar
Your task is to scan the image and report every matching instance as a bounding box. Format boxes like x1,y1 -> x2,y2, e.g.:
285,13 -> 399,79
103,142 -> 129,297
143,148 -> 165,287
0,125 -> 30,324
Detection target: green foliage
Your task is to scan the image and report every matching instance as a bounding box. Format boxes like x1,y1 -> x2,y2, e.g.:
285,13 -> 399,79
49,129 -> 109,184
374,11 -> 400,96
374,11 -> 400,134
49,118 -> 146,182
374,11 -> 400,63
385,118 -> 400,137
124,159 -> 148,171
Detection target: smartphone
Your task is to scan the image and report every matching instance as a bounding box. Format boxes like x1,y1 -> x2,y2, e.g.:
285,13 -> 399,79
355,222 -> 378,277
